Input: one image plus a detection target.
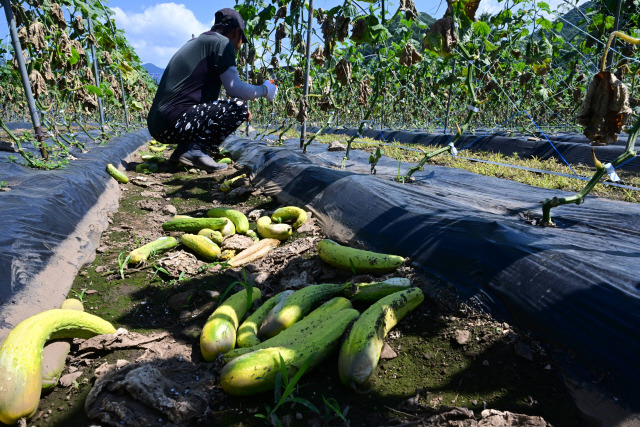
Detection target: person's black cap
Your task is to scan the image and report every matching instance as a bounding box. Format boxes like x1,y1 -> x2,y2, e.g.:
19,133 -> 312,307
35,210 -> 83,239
215,8 -> 248,43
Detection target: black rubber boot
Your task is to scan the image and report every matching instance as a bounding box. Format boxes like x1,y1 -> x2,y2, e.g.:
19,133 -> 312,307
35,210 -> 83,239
177,143 -> 228,172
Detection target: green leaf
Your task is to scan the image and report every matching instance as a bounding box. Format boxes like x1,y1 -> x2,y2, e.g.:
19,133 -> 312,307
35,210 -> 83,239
536,2 -> 551,13
536,17 -> 553,32
86,84 -> 102,96
472,21 -> 491,38
69,45 -> 80,66
484,40 -> 498,52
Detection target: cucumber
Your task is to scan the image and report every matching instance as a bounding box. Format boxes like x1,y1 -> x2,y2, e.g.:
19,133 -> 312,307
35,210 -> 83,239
161,217 -> 228,233
106,164 -> 129,183
206,207 -> 250,234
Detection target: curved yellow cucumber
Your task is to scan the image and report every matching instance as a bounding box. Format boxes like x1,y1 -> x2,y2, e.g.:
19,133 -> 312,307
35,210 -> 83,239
271,206 -> 308,229
256,216 -> 291,241
181,234 -> 221,261
0,310 -> 115,424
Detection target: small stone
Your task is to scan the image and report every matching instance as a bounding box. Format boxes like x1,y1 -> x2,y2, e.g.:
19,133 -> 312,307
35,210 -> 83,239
482,360 -> 490,366
167,290 -> 196,312
188,168 -> 198,174
164,204 -> 177,215
204,290 -> 220,300
222,234 -> 255,251
454,329 -> 471,345
116,359 -> 129,369
247,209 -> 265,221
380,342 -> 397,360
96,246 -> 109,254
296,413 -> 303,420
179,310 -> 192,322
328,141 -> 347,151
67,366 -> 78,373
59,371 -> 82,387
514,341 -> 534,362
85,289 -> 98,295
423,352 -> 432,360
251,272 -> 271,286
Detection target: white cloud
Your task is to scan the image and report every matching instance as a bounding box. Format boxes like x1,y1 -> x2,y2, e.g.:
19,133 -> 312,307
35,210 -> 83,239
112,3 -> 209,68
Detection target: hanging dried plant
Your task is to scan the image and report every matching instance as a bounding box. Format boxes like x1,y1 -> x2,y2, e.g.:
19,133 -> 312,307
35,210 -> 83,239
77,86 -> 99,113
82,66 -> 95,85
324,39 -> 334,59
576,71 -> 632,146
58,31 -> 72,59
271,56 -> 280,70
519,72 -> 532,86
275,23 -> 287,41
292,33 -> 306,55
335,58 -> 351,86
350,18 -> 367,43
286,100 -> 298,117
247,46 -> 256,65
400,0 -> 418,20
18,26 -> 28,49
28,21 -> 47,52
290,0 -> 301,13
276,6 -> 287,20
484,79 -> 498,93
398,43 -> 422,67
357,79 -> 372,105
73,15 -> 85,34
321,16 -> 335,40
297,99 -> 308,123
11,4 -> 25,27
311,46 -> 325,66
336,17 -> 350,43
294,67 -> 305,88
41,60 -> 55,81
422,7 -> 457,57
71,39 -> 85,57
49,3 -> 67,29
107,74 -> 122,99
316,8 -> 326,24
464,0 -> 482,21
102,51 -> 113,66
11,50 -> 28,70
29,69 -> 48,98
318,95 -> 334,111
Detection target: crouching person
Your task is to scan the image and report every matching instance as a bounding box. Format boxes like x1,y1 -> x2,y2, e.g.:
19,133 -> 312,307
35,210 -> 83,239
147,8 -> 277,171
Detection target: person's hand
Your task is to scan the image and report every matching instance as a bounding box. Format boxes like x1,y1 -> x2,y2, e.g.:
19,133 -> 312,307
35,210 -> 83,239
247,110 -> 253,121
263,80 -> 278,102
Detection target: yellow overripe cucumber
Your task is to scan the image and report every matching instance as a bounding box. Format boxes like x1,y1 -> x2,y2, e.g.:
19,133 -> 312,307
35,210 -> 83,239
271,206 -> 307,229
0,310 -> 115,424
181,234 -> 221,261
258,283 -> 349,339
317,239 -> 405,273
230,238 -> 280,267
200,288 -> 262,362
257,216 -> 291,240
236,290 -> 294,348
220,218 -> 236,237
128,236 -> 178,264
225,296 -> 352,363
220,308 -> 359,396
338,287 -> 424,386
198,228 -> 224,245
342,278 -> 412,302
206,207 -> 250,234
41,299 -> 84,390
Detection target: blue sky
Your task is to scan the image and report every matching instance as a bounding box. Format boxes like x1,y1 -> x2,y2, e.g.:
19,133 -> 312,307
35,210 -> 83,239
1,0 -> 587,68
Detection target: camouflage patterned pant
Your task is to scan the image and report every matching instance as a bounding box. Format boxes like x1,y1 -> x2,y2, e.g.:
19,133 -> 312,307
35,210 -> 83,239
153,98 -> 248,151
